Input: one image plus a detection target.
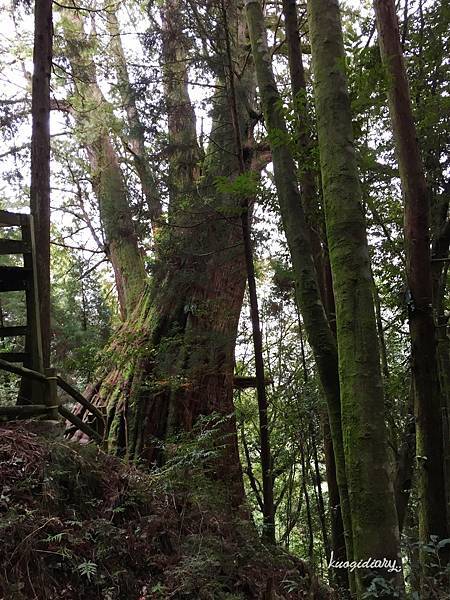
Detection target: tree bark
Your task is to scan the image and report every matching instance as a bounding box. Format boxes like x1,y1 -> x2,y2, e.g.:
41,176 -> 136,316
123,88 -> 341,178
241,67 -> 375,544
281,0 -> 324,289
307,0 -> 403,595
82,0 -> 257,509
62,8 -> 147,319
30,0 -> 52,369
245,1 -> 354,589
282,0 -> 348,584
373,0 -> 449,567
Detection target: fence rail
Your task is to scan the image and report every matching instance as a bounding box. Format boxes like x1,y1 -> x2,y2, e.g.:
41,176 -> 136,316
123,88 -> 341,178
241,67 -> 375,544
0,210 -> 103,444
0,357 -> 104,442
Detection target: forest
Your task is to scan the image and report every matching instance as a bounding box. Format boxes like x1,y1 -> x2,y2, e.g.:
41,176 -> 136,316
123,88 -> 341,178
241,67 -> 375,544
0,0 -> 449,598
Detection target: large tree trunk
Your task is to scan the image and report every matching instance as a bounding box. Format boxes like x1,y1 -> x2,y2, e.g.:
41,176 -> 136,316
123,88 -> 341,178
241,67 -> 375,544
307,0 -> 402,595
85,0 -> 257,509
245,1 -> 354,590
30,0 -> 52,369
62,8 -> 147,319
373,0 -> 449,568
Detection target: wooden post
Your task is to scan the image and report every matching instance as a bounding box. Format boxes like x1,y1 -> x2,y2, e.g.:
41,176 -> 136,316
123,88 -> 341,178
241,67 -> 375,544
45,367 -> 59,420
30,0 -> 53,369
20,213 -> 45,404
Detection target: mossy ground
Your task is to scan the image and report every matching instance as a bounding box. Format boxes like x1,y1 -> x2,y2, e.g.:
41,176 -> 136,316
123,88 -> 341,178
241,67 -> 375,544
0,424 -> 332,600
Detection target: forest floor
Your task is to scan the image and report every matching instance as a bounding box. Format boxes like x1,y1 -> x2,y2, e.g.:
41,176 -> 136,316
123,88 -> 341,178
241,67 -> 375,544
0,423 -> 332,600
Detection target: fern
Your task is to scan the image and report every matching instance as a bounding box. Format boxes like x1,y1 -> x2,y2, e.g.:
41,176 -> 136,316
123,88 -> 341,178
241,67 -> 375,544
77,560 -> 97,581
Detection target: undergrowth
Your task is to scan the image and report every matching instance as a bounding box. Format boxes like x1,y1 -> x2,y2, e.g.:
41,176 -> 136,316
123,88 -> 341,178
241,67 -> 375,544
0,423 -> 332,600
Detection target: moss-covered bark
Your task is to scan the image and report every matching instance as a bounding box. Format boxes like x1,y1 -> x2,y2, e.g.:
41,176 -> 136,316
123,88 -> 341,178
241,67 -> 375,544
281,0 -> 324,283
84,0 -> 258,508
373,0 -> 449,569
244,0 -> 354,585
307,0 -> 402,595
281,0 -> 348,585
62,8 -> 147,319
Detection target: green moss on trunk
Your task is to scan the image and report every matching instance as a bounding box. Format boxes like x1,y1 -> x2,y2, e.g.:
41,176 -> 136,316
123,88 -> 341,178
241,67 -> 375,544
307,0 -> 402,595
85,0 -> 258,510
245,0 -> 353,587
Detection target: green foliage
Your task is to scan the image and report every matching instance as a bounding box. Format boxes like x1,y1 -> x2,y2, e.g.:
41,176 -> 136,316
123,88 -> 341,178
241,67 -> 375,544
266,126 -> 293,150
51,237 -> 112,384
152,412 -> 234,500
361,576 -> 402,599
77,560 -> 98,581
214,172 -> 260,201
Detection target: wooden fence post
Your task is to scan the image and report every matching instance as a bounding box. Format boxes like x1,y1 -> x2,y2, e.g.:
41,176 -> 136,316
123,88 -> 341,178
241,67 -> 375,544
44,367 -> 59,420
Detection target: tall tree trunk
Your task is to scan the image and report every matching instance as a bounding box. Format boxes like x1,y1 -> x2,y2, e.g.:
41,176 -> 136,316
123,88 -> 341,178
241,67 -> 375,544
282,0 -> 348,584
373,0 -> 449,568
311,426 -> 331,566
281,0 -> 324,287
245,1 -> 354,591
431,186 -> 450,532
62,8 -> 147,319
307,0 -> 402,595
437,315 -> 450,533
221,0 -> 275,542
30,0 -> 52,369
84,0 -> 257,509
105,4 -> 163,230
300,438 -> 315,564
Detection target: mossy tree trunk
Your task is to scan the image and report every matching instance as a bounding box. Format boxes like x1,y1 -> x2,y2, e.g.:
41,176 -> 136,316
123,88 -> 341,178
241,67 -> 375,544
85,0 -> 258,508
373,0 -> 449,568
307,0 -> 403,595
281,0 -> 324,287
62,7 -> 147,320
245,1 -> 354,589
281,0 -> 348,585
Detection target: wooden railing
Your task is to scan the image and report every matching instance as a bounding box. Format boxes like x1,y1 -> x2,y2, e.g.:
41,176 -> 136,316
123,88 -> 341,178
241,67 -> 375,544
0,210 -> 103,443
0,210 -> 43,374
0,358 -> 104,443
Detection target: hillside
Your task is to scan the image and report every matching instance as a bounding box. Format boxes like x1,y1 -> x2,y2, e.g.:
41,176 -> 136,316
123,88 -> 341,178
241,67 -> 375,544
0,424 -> 332,600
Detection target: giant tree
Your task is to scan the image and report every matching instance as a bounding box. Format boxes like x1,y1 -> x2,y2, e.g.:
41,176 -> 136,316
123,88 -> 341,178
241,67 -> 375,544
70,0 -> 261,508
